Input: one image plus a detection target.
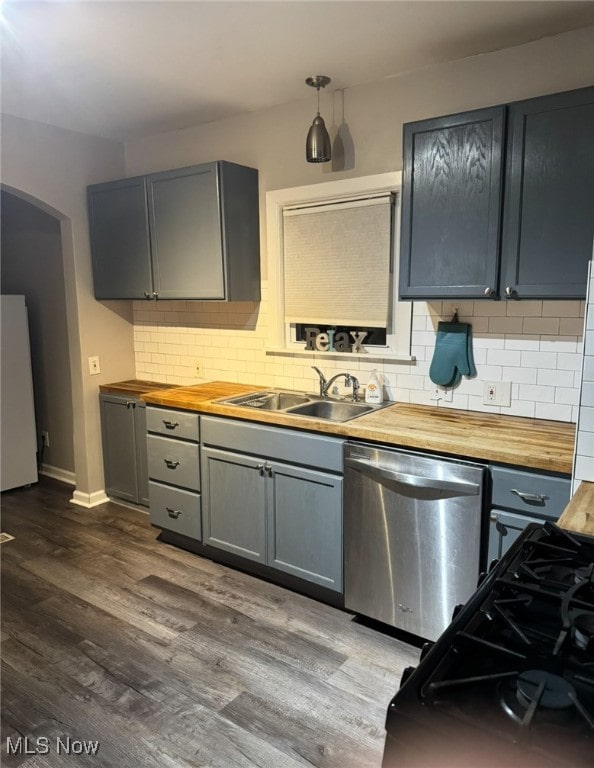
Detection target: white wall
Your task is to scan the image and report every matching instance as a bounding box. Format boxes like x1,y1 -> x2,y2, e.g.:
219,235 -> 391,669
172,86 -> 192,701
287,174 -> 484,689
0,116 -> 132,502
574,262 -> 594,485
127,26 -> 593,423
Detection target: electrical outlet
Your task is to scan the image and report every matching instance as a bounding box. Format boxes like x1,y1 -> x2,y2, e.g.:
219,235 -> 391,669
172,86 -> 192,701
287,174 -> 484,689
483,381 -> 511,407
88,356 -> 101,375
429,386 -> 453,403
41,430 -> 50,447
195,360 -> 203,376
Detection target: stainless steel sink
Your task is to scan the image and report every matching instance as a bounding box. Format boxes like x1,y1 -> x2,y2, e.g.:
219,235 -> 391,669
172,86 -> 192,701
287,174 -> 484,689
217,390 -> 312,411
286,400 -> 375,422
217,388 -> 387,422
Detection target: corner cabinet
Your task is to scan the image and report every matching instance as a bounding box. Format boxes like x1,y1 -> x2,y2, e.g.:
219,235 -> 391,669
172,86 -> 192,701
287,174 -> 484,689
201,416 -> 344,593
399,86 -> 594,300
88,161 -> 260,301
99,394 -> 149,506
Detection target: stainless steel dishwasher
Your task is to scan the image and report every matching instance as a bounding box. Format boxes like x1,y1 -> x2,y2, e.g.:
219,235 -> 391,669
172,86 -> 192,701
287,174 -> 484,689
344,442 -> 486,641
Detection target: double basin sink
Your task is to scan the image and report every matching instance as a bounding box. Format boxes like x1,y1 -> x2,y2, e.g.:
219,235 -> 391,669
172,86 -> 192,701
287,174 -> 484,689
216,389 -> 388,423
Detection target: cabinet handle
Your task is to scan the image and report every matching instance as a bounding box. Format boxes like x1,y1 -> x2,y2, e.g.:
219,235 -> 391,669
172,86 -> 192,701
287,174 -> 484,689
256,463 -> 265,476
144,291 -> 153,300
510,488 -> 549,504
126,400 -> 136,408
505,286 -> 517,297
153,292 -> 159,299
162,420 -> 179,430
266,465 -> 273,477
483,287 -> 495,297
490,512 -> 499,522
166,507 -> 181,519
164,459 -> 180,469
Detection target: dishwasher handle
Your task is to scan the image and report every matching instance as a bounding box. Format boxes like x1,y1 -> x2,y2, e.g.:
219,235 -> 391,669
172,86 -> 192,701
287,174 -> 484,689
345,456 -> 480,496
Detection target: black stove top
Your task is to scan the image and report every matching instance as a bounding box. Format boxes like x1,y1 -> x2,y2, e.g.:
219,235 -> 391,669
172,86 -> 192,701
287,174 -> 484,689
383,523 -> 594,768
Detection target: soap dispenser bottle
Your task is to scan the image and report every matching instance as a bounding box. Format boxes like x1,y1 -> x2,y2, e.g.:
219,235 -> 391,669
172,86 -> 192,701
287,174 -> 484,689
365,370 -> 383,404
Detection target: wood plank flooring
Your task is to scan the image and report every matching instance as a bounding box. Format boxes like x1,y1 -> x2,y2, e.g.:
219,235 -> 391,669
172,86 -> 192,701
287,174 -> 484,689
1,477 -> 419,768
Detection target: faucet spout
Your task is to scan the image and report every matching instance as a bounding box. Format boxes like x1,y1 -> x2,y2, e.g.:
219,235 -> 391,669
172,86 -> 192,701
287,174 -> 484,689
312,367 -> 360,401
311,366 -> 328,397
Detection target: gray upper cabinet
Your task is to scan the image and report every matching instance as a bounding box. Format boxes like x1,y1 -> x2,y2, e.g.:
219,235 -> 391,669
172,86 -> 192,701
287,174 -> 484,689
88,177 -> 152,299
399,87 -> 594,300
501,88 -> 594,299
399,106 -> 505,300
88,161 -> 260,301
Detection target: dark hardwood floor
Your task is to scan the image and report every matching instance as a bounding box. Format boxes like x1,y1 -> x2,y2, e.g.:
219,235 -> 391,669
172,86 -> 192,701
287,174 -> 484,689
1,477 -> 419,768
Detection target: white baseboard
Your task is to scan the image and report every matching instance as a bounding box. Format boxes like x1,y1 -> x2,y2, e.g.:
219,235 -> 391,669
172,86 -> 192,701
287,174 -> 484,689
70,489 -> 110,508
40,464 -> 76,486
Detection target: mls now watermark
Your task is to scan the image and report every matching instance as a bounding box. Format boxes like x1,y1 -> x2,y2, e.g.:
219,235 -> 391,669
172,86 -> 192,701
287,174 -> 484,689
6,735 -> 100,756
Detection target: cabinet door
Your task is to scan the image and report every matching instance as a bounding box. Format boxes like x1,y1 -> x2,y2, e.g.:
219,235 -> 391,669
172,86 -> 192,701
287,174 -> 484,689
99,395 -> 139,503
147,163 -> 225,300
399,106 -> 505,299
267,462 -> 342,592
88,177 -> 153,299
134,401 -> 149,507
201,447 -> 267,563
501,87 -> 594,298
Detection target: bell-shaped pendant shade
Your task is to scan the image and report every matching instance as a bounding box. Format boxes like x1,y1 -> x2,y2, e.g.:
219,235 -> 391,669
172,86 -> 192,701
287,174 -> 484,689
306,114 -> 331,163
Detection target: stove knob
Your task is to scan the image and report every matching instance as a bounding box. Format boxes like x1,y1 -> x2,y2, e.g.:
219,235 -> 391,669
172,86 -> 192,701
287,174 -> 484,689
400,666 -> 417,687
451,603 -> 465,621
420,641 -> 434,661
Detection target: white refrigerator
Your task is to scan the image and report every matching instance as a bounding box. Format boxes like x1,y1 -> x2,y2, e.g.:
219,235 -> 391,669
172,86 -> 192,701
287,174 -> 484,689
1,295 -> 39,490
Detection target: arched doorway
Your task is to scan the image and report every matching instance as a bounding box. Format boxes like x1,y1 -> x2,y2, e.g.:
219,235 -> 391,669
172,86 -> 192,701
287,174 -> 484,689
1,188 -> 75,484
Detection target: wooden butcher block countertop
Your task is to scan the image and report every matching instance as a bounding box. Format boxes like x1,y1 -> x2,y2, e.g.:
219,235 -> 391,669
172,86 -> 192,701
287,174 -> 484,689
137,380 -> 575,475
558,482 -> 594,536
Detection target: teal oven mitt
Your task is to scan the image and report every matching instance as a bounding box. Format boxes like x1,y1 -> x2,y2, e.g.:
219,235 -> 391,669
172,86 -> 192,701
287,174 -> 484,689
429,322 -> 476,388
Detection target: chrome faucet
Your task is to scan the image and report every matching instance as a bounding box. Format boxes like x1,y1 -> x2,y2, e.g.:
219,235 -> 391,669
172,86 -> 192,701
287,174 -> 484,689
311,366 -> 360,401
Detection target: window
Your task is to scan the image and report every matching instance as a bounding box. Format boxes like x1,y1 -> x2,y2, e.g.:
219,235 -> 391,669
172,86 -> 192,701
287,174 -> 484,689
266,172 -> 412,359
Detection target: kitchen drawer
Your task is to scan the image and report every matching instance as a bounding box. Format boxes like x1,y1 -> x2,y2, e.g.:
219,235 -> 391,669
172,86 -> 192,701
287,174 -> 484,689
490,466 -> 570,518
149,481 -> 201,540
147,434 -> 200,490
146,406 -> 199,441
201,416 -> 344,473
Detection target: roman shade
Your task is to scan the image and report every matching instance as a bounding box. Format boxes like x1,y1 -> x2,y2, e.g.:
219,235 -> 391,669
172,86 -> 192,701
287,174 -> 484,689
282,195 -> 393,326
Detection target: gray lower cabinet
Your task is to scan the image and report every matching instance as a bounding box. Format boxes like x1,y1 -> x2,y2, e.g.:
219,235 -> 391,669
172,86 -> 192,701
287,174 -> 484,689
487,465 -> 571,563
146,407 -> 201,539
201,416 -> 344,592
88,160 -> 260,301
400,86 -> 594,300
99,394 -> 149,506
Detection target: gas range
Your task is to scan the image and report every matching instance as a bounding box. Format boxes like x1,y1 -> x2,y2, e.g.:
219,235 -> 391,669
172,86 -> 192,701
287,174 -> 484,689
382,522 -> 594,768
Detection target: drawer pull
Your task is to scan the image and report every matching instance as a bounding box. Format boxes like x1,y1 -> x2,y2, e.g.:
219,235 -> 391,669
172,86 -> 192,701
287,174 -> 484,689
166,507 -> 182,519
162,420 -> 179,430
164,459 -> 181,469
510,488 -> 549,504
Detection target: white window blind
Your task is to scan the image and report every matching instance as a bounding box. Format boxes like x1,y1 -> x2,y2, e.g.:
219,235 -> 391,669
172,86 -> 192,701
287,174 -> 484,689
282,195 -> 393,326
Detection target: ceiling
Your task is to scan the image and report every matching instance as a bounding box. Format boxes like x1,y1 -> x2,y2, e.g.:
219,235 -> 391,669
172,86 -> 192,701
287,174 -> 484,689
2,0 -> 594,141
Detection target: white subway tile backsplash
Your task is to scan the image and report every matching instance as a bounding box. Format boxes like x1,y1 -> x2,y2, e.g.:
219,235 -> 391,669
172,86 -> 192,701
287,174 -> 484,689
488,316 -> 524,335
506,300 -> 542,317
519,384 -> 555,403
559,317 -> 586,336
522,317 -> 560,335
133,293 -> 582,424
536,369 -> 575,388
581,381 -> 594,407
521,350 -> 557,370
535,402 -> 573,422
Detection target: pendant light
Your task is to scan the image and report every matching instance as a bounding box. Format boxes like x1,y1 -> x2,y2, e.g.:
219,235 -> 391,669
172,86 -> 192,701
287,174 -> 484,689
305,75 -> 331,163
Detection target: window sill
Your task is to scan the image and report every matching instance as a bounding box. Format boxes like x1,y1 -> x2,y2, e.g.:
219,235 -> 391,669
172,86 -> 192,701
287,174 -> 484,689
265,347 -> 416,363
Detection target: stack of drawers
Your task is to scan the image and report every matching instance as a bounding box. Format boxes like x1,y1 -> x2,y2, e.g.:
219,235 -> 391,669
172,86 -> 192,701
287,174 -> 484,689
146,407 -> 201,540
